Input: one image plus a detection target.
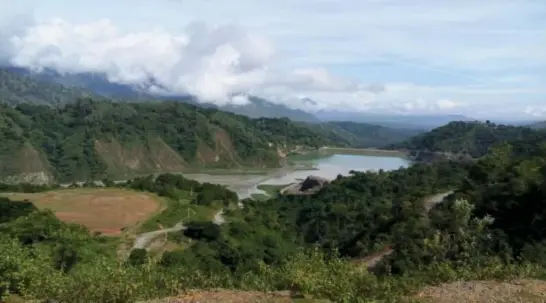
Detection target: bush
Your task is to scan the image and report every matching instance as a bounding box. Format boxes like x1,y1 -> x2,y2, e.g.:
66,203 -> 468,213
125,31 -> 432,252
183,221 -> 221,241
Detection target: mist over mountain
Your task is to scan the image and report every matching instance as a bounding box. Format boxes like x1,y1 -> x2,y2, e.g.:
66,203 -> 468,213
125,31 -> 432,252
4,66 -> 320,122
5,66 -> 538,129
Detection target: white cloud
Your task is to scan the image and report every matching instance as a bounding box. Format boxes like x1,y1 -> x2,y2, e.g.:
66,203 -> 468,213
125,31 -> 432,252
524,106 -> 546,118
0,0 -> 544,119
5,18 -> 276,105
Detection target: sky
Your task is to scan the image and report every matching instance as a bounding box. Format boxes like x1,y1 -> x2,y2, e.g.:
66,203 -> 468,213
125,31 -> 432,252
1,0 -> 545,119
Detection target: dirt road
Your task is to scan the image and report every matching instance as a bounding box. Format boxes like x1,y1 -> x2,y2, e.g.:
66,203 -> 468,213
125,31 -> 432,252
131,208 -> 227,251
362,190 -> 454,268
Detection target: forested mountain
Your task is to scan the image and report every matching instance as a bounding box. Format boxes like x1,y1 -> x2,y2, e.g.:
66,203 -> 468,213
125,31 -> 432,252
323,121 -> 423,147
222,96 -> 320,123
0,69 -> 422,184
3,67 -> 321,122
0,98 -> 420,183
0,68 -> 100,106
389,120 -> 546,158
530,121 -> 546,129
315,110 -> 474,129
0,99 -> 346,183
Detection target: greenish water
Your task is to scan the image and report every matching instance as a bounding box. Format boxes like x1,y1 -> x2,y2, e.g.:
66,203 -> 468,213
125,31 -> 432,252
263,154 -> 411,185
183,154 -> 411,200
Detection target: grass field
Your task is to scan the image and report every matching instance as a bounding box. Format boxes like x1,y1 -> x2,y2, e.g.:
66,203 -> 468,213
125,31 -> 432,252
1,188 -> 162,236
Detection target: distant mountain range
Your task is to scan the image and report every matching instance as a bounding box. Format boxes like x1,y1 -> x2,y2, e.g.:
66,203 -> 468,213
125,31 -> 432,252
3,67 -> 320,123
0,69 -> 424,183
5,66 -> 533,129
314,110 -> 476,130
529,121 -> 546,129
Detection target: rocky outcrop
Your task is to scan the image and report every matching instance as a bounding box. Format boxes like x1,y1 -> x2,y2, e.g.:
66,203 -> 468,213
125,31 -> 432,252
300,175 -> 330,192
281,175 -> 330,196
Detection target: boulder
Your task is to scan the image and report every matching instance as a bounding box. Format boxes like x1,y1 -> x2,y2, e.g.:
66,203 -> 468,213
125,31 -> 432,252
300,175 -> 330,192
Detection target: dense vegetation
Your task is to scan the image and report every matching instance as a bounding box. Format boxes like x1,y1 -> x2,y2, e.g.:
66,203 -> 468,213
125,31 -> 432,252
0,68 -> 100,106
313,121 -> 423,148
3,133 -> 546,301
390,120 -> 546,158
0,69 -> 419,184
5,67 -> 323,122
0,99 -> 349,183
5,69 -> 546,301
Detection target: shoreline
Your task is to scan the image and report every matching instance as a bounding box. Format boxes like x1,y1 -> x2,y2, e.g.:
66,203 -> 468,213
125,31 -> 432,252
318,147 -> 408,158
14,148 -> 412,200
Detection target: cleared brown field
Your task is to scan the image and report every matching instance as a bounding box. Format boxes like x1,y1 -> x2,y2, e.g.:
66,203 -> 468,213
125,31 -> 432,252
1,188 -> 162,236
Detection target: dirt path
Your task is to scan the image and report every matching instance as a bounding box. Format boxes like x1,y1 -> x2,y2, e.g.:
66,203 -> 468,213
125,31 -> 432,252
145,289 -> 294,303
132,222 -> 186,250
361,190 -> 454,268
132,208 -> 227,251
213,209 -> 225,225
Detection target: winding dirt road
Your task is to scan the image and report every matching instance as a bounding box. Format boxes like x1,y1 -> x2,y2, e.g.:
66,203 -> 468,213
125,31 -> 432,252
131,209 -> 226,251
132,222 -> 186,250
361,190 -> 454,269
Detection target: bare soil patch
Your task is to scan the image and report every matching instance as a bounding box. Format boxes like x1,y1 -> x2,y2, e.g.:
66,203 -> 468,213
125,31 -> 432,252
413,279 -> 546,303
152,289 -> 293,303
2,188 -> 161,236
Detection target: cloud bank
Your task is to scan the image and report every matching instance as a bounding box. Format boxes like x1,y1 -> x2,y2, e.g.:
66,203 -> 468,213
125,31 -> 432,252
0,0 -> 544,118
0,16 -> 468,114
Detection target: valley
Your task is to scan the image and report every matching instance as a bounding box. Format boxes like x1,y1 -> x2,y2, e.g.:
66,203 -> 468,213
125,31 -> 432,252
3,68 -> 546,302
127,150 -> 411,200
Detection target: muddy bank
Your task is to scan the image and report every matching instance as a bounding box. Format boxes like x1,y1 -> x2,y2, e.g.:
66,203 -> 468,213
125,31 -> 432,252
182,168 -> 293,200
182,153 -> 411,199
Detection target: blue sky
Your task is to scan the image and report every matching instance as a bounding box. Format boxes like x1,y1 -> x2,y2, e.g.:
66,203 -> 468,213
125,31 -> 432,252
2,0 -> 545,119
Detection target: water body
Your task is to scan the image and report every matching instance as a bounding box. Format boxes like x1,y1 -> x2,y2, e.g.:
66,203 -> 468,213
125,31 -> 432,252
262,154 -> 411,185
184,153 -> 411,200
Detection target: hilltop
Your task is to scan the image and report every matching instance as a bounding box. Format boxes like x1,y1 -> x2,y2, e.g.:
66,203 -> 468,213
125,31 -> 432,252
389,120 -> 546,158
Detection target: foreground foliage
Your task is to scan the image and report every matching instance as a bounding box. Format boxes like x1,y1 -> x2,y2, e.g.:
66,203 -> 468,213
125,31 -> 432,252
2,138 -> 546,301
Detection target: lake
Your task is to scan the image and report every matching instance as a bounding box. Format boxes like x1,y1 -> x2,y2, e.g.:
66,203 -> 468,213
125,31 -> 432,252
261,153 -> 411,185
185,153 -> 411,200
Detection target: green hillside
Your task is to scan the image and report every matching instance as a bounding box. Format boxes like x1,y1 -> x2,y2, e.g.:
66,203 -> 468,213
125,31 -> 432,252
389,120 -> 546,158
4,67 -> 323,122
0,69 -> 421,184
0,99 -> 348,183
324,121 -> 423,147
3,134 -> 546,301
0,68 -> 100,106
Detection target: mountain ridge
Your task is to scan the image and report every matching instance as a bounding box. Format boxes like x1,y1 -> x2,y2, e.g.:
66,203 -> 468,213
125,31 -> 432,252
3,66 -> 321,122
0,99 -> 330,183
388,120 -> 546,159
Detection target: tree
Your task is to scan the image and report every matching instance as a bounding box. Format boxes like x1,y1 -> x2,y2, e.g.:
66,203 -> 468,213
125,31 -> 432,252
127,249 -> 147,266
